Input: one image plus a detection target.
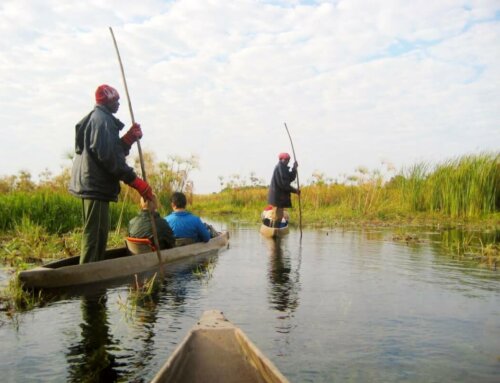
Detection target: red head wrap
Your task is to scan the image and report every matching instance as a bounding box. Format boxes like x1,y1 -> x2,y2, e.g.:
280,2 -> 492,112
278,152 -> 291,160
95,84 -> 120,105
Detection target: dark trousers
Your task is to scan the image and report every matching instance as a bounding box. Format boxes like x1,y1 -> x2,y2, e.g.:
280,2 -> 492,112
271,206 -> 284,228
80,199 -> 109,264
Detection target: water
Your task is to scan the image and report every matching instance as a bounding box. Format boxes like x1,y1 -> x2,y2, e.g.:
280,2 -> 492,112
1,225 -> 499,382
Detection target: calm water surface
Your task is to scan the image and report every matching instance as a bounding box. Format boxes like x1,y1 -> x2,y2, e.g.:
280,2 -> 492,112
1,224 -> 499,382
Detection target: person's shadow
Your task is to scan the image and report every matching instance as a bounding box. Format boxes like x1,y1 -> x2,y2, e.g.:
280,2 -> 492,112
66,292 -> 119,382
266,238 -> 300,314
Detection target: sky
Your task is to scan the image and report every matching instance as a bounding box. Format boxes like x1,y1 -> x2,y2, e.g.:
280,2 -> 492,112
1,0 -> 499,194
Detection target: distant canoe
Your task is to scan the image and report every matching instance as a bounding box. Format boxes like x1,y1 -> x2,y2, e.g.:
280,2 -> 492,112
18,232 -> 229,289
259,224 -> 290,238
151,310 -> 289,383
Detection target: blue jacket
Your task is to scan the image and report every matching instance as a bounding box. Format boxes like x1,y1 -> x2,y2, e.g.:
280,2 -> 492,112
165,211 -> 211,243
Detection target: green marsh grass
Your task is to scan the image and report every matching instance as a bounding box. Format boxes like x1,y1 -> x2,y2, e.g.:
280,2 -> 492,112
195,152 -> 498,226
117,273 -> 161,321
0,190 -> 137,234
0,275 -> 48,323
192,258 -> 216,284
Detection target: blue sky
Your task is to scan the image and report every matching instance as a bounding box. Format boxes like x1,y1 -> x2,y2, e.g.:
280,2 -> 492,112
0,0 -> 499,193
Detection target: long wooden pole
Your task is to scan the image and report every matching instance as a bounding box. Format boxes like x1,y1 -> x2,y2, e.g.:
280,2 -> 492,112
109,27 -> 164,275
284,122 -> 302,240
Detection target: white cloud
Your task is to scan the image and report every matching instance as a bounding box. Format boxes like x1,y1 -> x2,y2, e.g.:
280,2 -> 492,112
0,0 -> 498,193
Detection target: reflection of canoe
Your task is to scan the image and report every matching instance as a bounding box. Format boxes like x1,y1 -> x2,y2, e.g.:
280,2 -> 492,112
18,232 -> 229,289
260,224 -> 289,238
151,310 -> 289,383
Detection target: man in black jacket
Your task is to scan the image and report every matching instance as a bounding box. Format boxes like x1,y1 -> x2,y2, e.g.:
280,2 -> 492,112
69,84 -> 153,263
267,153 -> 300,228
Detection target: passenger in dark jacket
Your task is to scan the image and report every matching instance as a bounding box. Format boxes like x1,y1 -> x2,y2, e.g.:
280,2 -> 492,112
69,84 -> 154,263
267,152 -> 300,228
128,196 -> 175,250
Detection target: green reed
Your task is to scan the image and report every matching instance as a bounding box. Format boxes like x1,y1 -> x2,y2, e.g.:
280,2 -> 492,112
0,190 -> 137,234
116,273 -> 161,321
0,275 -> 47,320
428,153 -> 498,217
195,153 -> 498,224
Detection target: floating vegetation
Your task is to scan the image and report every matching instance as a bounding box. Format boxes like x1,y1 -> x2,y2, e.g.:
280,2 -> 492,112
0,276 -> 49,327
392,233 -> 423,244
440,230 -> 499,270
117,273 -> 161,321
192,259 -> 216,284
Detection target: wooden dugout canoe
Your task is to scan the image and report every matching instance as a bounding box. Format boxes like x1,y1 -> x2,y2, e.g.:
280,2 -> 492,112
151,310 -> 289,383
18,231 -> 229,289
259,224 -> 290,239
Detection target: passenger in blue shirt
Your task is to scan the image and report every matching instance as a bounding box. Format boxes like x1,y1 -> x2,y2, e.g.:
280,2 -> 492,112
165,192 -> 211,244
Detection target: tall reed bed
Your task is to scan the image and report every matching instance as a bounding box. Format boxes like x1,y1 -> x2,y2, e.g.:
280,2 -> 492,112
432,153 -> 497,217
401,152 -> 498,218
0,191 -> 137,234
195,152 -> 498,223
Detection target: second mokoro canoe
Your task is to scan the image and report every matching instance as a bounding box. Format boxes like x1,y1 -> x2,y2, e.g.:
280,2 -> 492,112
18,231 -> 229,289
259,224 -> 290,239
150,309 -> 289,383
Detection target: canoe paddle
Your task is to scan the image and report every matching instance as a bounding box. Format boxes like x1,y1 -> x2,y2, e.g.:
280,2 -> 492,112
284,122 -> 303,240
109,27 -> 164,277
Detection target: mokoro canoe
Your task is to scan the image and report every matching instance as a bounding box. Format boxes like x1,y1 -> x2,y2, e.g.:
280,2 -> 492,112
18,231 -> 229,289
150,310 -> 289,383
259,224 -> 289,238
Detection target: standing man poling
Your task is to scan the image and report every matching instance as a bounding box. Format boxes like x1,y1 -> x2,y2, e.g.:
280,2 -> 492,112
267,153 -> 300,228
69,84 -> 153,263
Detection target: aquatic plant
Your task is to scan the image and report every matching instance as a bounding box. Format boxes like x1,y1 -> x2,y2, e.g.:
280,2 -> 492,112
0,275 -> 48,323
116,273 -> 161,321
192,258 -> 216,283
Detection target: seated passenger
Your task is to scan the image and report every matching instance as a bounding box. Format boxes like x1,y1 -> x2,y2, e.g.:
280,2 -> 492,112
128,195 -> 175,250
165,192 -> 211,244
261,205 -> 289,228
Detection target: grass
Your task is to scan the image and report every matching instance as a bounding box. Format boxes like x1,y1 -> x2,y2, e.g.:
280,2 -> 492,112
116,273 -> 161,321
0,274 -> 49,326
193,152 -> 499,228
192,258 -> 216,284
0,191 -> 138,234
0,223 -> 135,318
0,217 -> 129,268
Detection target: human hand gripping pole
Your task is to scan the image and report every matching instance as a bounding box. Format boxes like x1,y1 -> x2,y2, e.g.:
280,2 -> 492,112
129,177 -> 153,201
121,123 -> 143,146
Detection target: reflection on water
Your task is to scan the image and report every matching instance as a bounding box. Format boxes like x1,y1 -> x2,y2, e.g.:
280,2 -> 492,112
0,226 -> 499,383
62,255 -> 221,383
266,238 -> 300,314
66,293 -> 119,382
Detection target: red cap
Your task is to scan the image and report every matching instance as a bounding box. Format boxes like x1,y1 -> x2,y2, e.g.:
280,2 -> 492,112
95,84 -> 120,105
278,152 -> 291,160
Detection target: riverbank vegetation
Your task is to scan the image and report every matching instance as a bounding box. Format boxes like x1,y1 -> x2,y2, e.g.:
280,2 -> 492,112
196,152 -> 499,229
0,152 -> 498,315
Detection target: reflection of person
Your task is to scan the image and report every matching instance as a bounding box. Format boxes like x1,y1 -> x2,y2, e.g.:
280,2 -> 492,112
267,153 -> 300,228
128,195 -> 175,249
267,239 -> 299,313
165,192 -> 211,244
69,84 -> 153,264
66,294 -> 119,382
261,205 -> 289,228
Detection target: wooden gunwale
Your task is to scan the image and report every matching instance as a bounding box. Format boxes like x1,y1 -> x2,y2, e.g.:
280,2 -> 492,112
18,232 -> 229,289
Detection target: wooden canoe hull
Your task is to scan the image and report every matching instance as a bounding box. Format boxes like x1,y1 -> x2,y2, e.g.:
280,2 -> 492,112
151,310 -> 289,383
259,224 -> 289,238
18,232 -> 229,289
